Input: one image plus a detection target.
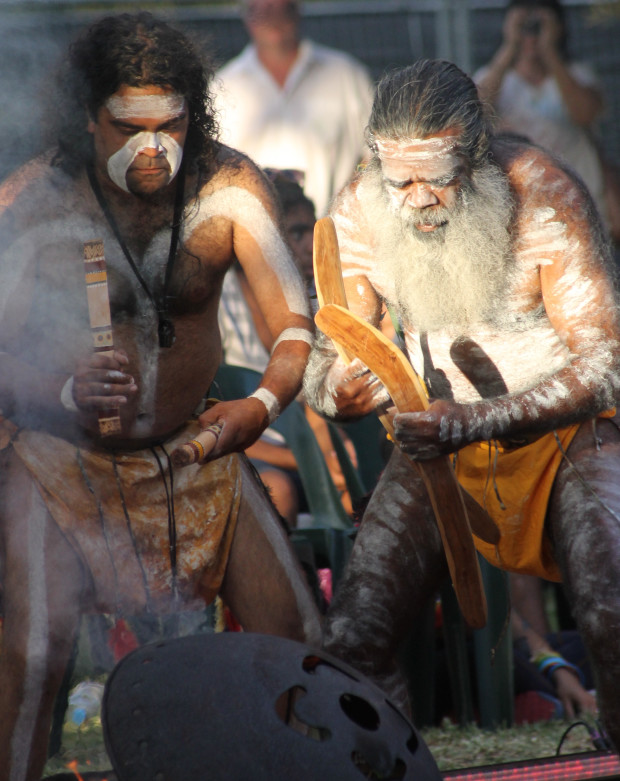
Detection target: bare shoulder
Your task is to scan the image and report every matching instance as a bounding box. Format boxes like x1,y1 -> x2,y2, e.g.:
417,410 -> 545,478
491,134 -> 594,220
331,167 -> 374,240
182,144 -> 285,266
198,143 -> 279,215
0,152 -> 58,215
331,169 -> 367,218
492,135 -> 614,288
0,154 -> 87,240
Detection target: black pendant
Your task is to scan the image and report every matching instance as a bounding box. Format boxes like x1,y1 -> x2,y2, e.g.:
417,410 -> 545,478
158,318 -> 176,348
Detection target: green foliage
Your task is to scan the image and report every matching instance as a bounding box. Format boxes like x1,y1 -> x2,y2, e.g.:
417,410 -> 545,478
44,708 -> 598,776
422,718 -> 596,772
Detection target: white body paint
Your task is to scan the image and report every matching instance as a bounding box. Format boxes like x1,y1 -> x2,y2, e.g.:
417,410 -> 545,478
375,136 -> 459,163
107,131 -> 183,193
183,187 -> 310,318
60,376 -> 78,411
249,387 -> 280,424
271,327 -> 314,352
308,146 -> 620,446
104,94 -> 186,193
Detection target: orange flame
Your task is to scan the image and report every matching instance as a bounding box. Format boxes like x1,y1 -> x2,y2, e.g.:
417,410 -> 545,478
65,759 -> 108,781
66,760 -> 85,781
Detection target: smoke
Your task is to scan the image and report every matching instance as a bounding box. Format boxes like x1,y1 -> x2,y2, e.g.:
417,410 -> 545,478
0,8 -> 76,180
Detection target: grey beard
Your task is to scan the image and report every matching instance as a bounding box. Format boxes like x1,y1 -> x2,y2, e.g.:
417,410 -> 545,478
360,160 -> 515,332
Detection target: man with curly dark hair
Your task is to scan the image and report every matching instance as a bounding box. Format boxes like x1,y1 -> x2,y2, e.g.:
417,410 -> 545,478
0,13 -> 320,780
52,11 -> 219,180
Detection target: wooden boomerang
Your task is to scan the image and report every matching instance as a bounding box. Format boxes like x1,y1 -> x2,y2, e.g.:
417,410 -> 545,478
313,216 -> 395,436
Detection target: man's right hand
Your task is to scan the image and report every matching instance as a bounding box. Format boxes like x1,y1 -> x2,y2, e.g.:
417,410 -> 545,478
326,357 -> 389,420
503,6 -> 528,51
72,349 -> 138,411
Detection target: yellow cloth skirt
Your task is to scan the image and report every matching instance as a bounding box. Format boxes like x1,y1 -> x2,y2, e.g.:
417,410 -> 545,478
454,427 -> 579,582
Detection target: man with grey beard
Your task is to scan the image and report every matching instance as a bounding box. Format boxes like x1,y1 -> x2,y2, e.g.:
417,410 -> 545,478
304,59 -> 620,747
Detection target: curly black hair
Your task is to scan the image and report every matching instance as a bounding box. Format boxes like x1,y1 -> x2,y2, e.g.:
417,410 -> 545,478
51,12 -> 219,179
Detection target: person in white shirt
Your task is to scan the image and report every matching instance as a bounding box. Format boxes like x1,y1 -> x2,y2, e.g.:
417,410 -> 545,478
212,0 -> 374,217
474,0 -> 608,230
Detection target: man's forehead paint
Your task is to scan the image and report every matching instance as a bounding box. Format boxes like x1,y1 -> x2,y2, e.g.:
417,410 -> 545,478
375,136 -> 460,163
105,94 -> 186,121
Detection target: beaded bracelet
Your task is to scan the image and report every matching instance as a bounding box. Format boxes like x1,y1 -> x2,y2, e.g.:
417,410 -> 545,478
531,650 -> 586,687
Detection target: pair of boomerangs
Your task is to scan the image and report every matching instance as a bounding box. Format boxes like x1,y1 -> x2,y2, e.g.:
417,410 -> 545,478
312,217 -> 500,629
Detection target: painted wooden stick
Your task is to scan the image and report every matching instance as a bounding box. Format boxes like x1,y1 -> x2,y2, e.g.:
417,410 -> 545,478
83,239 -> 122,437
170,423 -> 223,467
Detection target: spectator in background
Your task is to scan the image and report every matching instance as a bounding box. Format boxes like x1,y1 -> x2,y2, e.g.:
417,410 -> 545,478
265,168 -> 316,297
510,573 -> 597,722
212,0 -> 374,217
474,0 -> 610,233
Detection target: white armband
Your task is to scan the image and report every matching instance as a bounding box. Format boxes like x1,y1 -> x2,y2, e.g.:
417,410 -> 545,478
60,376 -> 79,412
271,327 -> 315,353
249,388 -> 280,424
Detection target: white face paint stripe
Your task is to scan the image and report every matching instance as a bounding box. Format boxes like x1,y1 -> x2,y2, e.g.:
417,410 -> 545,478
107,132 -> 183,193
271,327 -> 314,353
10,484 -> 49,781
183,187 -> 310,318
105,94 -> 185,120
375,136 -> 459,163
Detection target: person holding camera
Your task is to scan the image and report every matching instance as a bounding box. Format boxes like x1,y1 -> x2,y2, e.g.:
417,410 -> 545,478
474,0 -> 609,233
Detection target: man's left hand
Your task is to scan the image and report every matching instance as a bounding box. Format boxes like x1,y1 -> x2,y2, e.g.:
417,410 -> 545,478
393,398 -> 469,460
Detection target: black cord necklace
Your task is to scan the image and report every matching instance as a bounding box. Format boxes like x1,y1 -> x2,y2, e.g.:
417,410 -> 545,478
87,161 -> 186,348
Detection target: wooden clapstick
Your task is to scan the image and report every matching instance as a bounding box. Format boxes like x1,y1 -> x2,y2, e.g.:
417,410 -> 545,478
83,240 -> 122,437
171,423 -> 223,467
316,304 -> 489,629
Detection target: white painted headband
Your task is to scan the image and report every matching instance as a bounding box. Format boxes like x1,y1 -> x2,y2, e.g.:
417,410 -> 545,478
105,94 -> 186,121
375,136 -> 460,163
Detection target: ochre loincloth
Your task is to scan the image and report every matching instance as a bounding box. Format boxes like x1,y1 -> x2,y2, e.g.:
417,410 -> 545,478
9,421 -> 242,614
454,413 -> 613,582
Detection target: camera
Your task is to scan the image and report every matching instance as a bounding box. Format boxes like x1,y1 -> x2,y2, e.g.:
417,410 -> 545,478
522,16 -> 541,35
